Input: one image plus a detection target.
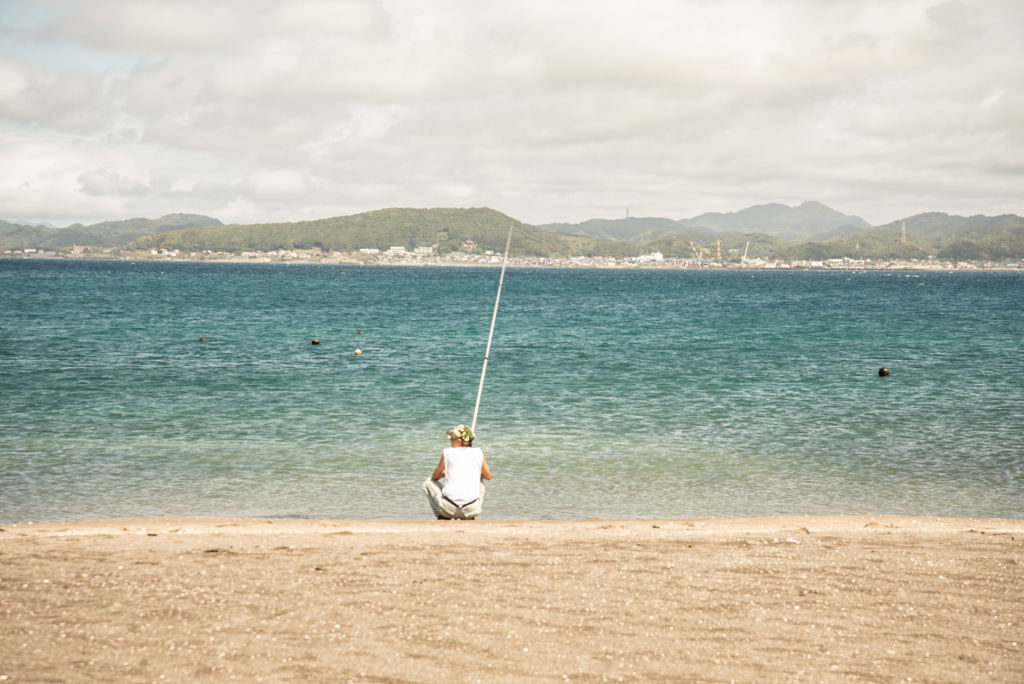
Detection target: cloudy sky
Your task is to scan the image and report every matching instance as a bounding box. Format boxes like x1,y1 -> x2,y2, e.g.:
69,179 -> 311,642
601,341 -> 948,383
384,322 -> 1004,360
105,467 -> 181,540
1,0 -> 1021,227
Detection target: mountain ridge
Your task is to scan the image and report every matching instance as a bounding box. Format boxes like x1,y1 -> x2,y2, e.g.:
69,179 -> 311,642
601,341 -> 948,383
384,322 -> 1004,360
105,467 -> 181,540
534,201 -> 873,244
128,207 -> 640,258
0,213 -> 223,249
3,204 -> 1023,260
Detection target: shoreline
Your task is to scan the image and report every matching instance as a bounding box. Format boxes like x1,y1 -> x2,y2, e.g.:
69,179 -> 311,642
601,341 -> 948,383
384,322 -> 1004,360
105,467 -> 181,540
4,254 -> 1021,271
4,512 -> 1023,534
4,515 -> 1022,682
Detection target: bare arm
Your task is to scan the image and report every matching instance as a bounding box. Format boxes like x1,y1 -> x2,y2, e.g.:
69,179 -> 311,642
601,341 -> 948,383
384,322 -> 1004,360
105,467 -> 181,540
480,452 -> 491,480
431,455 -> 446,481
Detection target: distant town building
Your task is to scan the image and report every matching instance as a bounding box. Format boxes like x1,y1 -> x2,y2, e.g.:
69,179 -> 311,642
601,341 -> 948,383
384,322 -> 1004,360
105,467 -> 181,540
414,246 -> 433,254
636,252 -> 664,263
73,245 -> 90,253
359,248 -> 380,254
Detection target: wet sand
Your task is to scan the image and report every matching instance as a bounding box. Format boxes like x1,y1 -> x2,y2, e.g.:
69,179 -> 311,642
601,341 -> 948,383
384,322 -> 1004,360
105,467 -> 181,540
2,515 -> 1022,683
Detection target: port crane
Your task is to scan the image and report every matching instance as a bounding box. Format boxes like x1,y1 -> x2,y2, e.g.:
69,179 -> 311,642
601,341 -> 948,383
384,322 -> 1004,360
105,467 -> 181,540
688,240 -> 702,267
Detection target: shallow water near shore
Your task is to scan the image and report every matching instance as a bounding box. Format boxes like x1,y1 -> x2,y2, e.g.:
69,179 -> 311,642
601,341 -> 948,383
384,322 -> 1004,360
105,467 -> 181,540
1,259 -> 1022,522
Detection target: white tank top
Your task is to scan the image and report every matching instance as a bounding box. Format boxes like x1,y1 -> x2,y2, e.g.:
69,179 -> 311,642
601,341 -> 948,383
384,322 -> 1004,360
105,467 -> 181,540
441,447 -> 484,505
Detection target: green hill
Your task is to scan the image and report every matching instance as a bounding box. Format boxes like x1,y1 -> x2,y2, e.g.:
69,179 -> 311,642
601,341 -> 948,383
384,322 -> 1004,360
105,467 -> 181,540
680,201 -> 873,242
534,201 -> 872,244
129,207 -> 652,258
772,213 -> 1024,261
533,217 -> 709,244
7,205 -> 1022,262
872,213 -> 1024,239
937,234 -> 1024,261
772,233 -> 934,261
0,213 -> 223,249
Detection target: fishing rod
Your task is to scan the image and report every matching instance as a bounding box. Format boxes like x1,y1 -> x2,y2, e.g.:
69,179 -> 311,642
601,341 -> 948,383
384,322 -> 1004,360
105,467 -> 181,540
471,224 -> 514,434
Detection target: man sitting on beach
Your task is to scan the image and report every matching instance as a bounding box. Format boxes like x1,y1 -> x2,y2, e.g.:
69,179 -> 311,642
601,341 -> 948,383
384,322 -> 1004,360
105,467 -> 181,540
423,424 -> 491,520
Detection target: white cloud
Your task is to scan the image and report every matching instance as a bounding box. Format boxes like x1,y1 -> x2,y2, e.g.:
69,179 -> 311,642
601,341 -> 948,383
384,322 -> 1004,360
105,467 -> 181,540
433,182 -> 475,198
270,0 -> 387,38
77,168 -> 148,196
0,0 -> 1022,226
245,169 -> 310,196
0,56 -> 107,132
41,0 -> 254,53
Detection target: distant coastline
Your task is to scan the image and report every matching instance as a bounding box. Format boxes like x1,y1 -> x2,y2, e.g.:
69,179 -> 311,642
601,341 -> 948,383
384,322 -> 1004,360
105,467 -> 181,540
3,252 -> 1020,271
6,205 -> 1024,265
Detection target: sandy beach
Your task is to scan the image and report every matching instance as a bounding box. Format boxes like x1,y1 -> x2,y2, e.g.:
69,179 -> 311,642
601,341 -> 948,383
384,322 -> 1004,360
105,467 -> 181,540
2,515 -> 1021,683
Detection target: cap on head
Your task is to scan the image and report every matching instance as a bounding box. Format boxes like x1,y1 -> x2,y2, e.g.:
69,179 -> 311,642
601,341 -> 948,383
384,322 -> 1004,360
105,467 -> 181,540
446,424 -> 474,443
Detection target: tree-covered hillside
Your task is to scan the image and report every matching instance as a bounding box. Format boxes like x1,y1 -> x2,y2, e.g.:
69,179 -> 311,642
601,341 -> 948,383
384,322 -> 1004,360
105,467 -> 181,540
937,234 -> 1024,261
773,216 -> 1024,261
7,205 -> 1022,262
533,201 -> 873,245
534,217 -> 708,244
679,201 -> 873,242
130,207 -> 640,258
772,232 -> 935,261
0,213 -> 222,249
873,213 -> 1024,239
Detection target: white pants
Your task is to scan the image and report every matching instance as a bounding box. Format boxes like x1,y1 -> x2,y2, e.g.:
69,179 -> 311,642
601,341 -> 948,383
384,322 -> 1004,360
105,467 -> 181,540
423,478 -> 485,519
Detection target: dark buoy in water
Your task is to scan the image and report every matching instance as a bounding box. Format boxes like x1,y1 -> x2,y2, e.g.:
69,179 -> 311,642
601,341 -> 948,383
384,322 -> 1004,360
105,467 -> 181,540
312,339 -> 320,345
879,367 -> 889,376
199,338 -> 205,342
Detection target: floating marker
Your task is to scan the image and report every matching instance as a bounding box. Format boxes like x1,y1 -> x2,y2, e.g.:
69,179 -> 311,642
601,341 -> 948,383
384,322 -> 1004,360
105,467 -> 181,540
879,367 -> 889,376
358,331 -> 363,334
199,338 -> 205,342
355,348 -> 362,355
312,339 -> 320,345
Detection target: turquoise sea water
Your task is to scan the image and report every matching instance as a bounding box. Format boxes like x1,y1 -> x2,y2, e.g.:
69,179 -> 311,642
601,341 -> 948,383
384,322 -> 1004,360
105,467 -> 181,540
1,259 -> 1022,523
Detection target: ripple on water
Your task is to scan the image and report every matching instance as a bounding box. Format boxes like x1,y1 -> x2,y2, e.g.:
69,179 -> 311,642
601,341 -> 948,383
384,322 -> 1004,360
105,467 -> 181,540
1,260 -> 1022,522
